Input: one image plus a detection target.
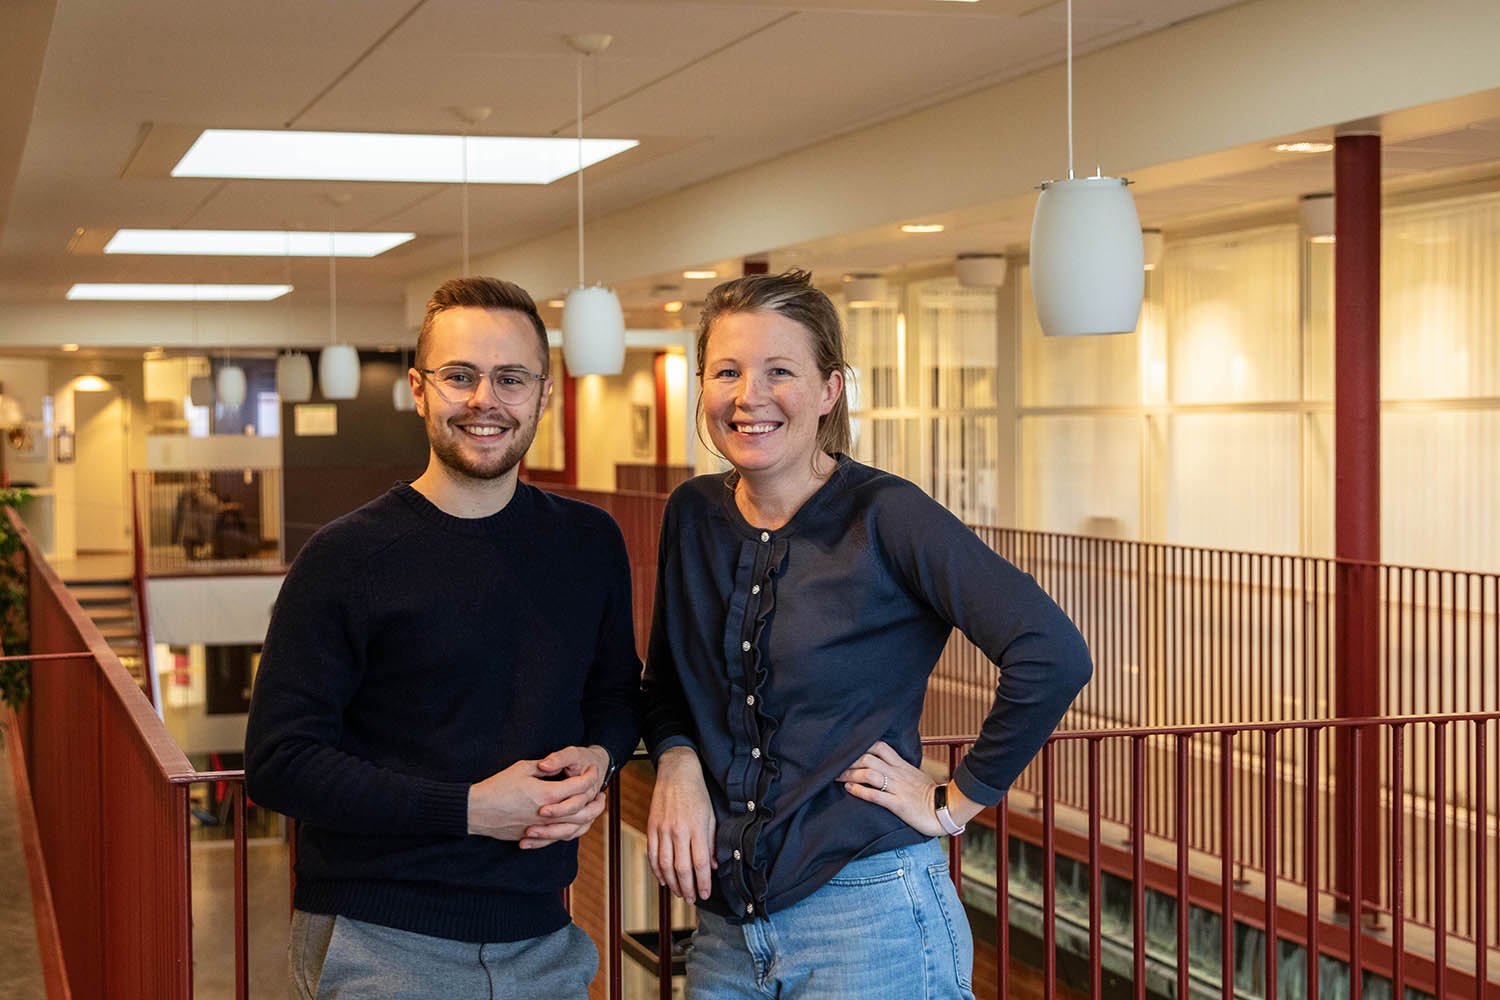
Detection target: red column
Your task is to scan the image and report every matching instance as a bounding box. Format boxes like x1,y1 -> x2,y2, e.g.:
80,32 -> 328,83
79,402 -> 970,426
1332,129 -> 1381,924
652,352 -> 669,467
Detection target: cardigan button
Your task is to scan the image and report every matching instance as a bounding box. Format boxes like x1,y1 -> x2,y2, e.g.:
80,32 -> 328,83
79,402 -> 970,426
733,849 -> 742,861
741,640 -> 751,652
746,903 -> 755,915
760,531 -> 770,542
746,694 -> 755,706
751,748 -> 761,759
747,800 -> 756,811
751,584 -> 761,595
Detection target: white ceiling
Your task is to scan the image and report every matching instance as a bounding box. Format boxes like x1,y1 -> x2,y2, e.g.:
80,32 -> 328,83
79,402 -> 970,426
4,0 -> 1500,336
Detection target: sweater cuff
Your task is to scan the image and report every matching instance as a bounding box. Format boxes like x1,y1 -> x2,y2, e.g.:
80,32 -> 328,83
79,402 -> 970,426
650,735 -> 696,763
415,777 -> 472,836
951,759 -> 1007,809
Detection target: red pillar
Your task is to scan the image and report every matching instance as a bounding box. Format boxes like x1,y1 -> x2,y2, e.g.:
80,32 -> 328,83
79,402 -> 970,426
652,352 -> 669,468
1332,129 -> 1381,924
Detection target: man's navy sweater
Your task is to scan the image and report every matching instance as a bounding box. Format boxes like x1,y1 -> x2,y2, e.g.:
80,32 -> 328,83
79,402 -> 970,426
245,482 -> 642,943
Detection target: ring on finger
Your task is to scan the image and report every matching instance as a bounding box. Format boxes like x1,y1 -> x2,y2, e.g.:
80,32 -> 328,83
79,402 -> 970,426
879,773 -> 889,793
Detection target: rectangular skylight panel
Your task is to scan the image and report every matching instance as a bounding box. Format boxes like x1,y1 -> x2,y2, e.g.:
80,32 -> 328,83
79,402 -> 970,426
105,229 -> 414,257
67,283 -> 293,301
172,130 -> 638,184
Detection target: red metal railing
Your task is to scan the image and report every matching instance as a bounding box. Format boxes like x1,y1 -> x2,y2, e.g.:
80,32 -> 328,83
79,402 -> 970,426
128,472 -> 160,708
16,486 -> 1500,998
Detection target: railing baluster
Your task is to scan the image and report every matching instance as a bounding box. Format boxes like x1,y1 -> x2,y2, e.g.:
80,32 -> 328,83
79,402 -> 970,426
1307,725 -> 1320,1000
1391,723 -> 1405,997
1220,729 -> 1234,1000
1264,727 -> 1278,1000
1043,741 -> 1057,999
1088,737 -> 1102,999
1177,731 -> 1190,1000
1132,735 -> 1146,1000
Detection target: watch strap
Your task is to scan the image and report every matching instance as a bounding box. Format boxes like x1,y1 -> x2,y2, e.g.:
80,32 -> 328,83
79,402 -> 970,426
934,782 -> 966,836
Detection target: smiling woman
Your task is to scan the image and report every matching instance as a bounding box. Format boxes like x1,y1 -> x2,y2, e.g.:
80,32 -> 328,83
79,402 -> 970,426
640,270 -> 1091,1000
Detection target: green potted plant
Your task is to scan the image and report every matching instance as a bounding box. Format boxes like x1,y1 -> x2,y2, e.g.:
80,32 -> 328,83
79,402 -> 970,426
0,487 -> 33,715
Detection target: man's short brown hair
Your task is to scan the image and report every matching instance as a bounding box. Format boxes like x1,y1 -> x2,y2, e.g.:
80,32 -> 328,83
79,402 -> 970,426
416,276 -> 550,374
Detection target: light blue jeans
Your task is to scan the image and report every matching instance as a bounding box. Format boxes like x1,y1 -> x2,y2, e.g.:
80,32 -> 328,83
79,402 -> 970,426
289,909 -> 597,999
685,839 -> 975,999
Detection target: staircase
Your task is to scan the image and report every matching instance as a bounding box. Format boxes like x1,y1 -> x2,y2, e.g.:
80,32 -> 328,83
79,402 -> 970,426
64,577 -> 150,694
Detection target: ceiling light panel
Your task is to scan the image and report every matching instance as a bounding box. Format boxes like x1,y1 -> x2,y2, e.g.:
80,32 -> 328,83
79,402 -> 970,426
67,284 -> 293,301
172,129 -> 638,184
105,229 -> 414,257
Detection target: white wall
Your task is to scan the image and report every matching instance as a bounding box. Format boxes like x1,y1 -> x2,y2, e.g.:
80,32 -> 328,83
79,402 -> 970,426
148,575 -> 283,645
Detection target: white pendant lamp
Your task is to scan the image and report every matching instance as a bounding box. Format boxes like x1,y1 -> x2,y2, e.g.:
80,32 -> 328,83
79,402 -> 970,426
216,362 -> 247,408
1028,0 -> 1144,337
1301,193 -> 1335,242
189,375 -> 215,407
954,253 -> 1007,289
392,349 -> 415,411
276,351 -> 313,401
1142,229 -> 1165,271
560,34 -> 626,376
392,373 -> 415,411
275,233 -> 314,402
318,197 -> 360,399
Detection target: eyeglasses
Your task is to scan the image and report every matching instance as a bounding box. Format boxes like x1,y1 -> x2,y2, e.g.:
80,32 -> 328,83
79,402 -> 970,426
417,365 -> 547,405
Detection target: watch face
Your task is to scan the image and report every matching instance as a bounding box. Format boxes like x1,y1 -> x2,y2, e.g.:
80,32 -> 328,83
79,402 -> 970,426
934,783 -> 948,810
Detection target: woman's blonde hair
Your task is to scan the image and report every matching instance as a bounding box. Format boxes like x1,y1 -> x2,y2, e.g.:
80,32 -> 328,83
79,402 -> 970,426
696,269 -> 851,456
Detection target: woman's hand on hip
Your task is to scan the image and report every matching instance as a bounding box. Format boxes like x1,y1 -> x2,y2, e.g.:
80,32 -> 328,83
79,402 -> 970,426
647,746 -> 718,901
839,740 -> 949,837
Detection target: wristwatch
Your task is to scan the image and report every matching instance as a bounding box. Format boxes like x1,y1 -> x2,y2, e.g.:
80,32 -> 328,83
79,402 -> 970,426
934,783 -> 966,836
599,749 -> 619,788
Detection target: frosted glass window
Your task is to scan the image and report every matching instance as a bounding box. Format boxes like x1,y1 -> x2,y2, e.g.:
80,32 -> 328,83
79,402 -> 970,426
1165,413 -> 1300,553
1165,226 -> 1300,405
1018,415 -> 1139,537
1018,262 -> 1140,408
1383,410 -> 1500,571
1384,193 -> 1500,400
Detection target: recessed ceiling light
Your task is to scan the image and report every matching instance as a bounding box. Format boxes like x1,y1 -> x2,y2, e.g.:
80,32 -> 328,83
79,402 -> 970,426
1274,141 -> 1334,154
547,299 -> 566,308
60,343 -> 80,352
67,283 -> 293,301
105,229 -> 414,257
74,375 -> 111,392
172,129 -> 638,184
682,270 -> 718,280
901,223 -> 945,234
663,300 -> 685,313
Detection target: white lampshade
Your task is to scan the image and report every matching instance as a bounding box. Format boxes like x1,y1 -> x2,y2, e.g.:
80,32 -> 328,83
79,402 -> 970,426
843,274 -> 887,306
1029,176 -> 1144,337
1142,229 -> 1165,271
276,351 -> 313,402
1301,193 -> 1335,242
561,286 -> 626,376
392,374 -> 415,411
954,254 -> 1007,288
189,375 -> 215,407
215,365 -> 247,408
319,344 -> 361,399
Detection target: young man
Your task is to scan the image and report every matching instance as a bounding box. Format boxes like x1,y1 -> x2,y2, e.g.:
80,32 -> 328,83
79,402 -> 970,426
245,276 -> 642,999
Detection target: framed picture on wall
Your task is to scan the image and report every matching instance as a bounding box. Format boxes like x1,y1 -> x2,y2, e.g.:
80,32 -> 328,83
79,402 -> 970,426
55,427 -> 74,463
631,404 -> 652,458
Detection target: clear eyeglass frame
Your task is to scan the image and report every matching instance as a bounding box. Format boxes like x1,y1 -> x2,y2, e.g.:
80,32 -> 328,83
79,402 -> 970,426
417,365 -> 547,405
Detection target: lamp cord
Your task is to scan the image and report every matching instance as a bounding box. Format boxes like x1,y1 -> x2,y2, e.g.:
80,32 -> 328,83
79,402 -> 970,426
328,208 -> 338,347
576,52 -> 586,288
461,132 -> 470,275
1066,0 -> 1074,180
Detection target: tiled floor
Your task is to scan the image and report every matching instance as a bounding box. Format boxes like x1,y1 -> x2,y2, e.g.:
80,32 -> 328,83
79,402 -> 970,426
0,739 -> 47,1000
190,837 -> 292,999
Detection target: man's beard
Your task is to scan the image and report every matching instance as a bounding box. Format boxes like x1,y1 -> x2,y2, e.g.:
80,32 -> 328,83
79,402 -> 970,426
426,400 -> 541,481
